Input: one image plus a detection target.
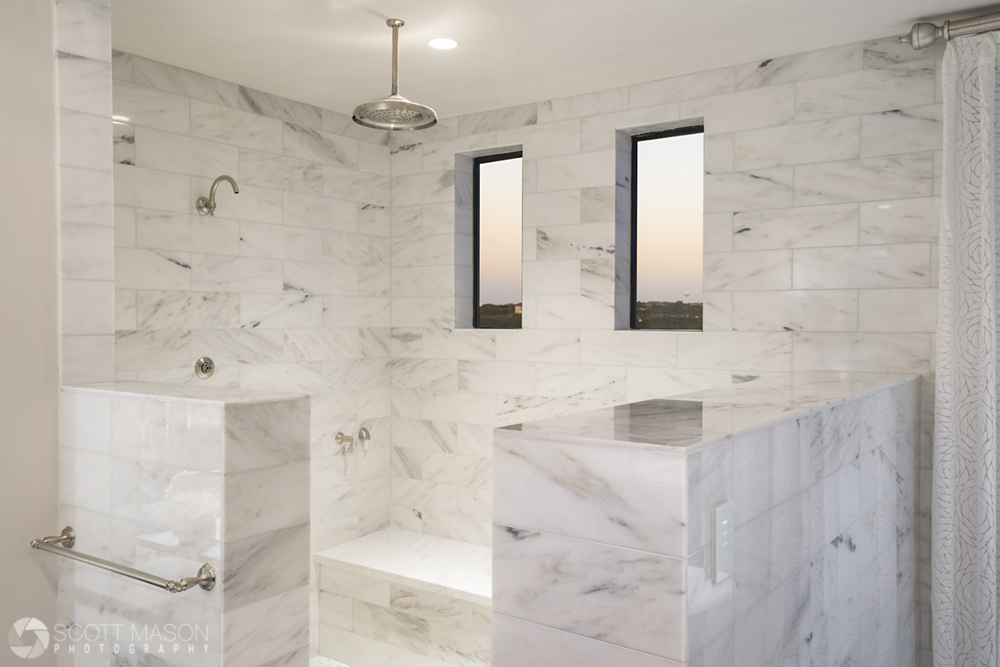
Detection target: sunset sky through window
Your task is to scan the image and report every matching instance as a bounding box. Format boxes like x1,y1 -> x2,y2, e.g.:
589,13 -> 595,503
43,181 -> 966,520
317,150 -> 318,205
636,132 -> 704,303
478,156 -> 523,305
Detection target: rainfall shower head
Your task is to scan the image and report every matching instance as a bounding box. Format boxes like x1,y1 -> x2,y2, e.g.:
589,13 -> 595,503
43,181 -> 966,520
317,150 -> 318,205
353,19 -> 437,131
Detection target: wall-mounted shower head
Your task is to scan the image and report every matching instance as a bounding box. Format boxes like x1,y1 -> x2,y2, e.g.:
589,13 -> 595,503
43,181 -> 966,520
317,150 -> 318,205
353,19 -> 437,131
196,175 -> 239,216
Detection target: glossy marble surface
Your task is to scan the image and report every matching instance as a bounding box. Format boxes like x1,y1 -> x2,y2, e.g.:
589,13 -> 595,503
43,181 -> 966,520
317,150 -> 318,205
315,528 -> 490,605
494,376 -> 920,666
58,383 -> 310,666
500,371 -> 916,454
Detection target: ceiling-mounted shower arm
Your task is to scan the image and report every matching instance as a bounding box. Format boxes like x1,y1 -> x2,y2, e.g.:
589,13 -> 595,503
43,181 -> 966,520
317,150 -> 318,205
196,175 -> 239,216
389,18 -> 403,96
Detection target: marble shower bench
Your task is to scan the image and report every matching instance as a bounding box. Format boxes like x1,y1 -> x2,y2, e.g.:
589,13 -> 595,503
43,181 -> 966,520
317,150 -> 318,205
493,371 -> 920,667
316,528 -> 492,667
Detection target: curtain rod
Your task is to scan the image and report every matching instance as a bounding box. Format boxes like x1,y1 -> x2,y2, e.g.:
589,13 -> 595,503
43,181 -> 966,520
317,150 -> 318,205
899,11 -> 1000,49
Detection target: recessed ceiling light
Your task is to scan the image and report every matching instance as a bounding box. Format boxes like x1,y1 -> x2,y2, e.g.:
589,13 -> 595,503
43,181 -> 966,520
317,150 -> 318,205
428,38 -> 458,50
112,115 -> 130,123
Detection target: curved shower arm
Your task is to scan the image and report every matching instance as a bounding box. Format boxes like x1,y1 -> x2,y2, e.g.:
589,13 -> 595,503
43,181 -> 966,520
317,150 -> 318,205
196,175 -> 240,216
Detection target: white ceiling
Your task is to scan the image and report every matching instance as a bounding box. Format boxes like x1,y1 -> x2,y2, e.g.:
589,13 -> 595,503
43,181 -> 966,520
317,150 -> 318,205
112,0 -> 991,119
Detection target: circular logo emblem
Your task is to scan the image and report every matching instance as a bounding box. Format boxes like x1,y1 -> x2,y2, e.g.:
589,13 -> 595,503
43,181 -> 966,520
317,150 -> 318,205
8,618 -> 49,659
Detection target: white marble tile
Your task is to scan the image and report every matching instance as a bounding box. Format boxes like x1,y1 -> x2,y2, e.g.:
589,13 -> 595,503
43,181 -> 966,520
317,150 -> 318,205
859,197 -> 939,245
240,87 -> 323,128
704,168 -> 794,213
116,288 -> 137,331
630,67 -> 736,108
61,223 -> 114,281
115,205 -> 136,247
241,361 -> 323,394
114,81 -> 190,134
241,149 -> 323,194
284,192 -> 358,232
61,279 -> 114,336
136,290 -> 239,329
62,335 -> 115,384
861,105 -> 941,158
680,84 -> 795,134
458,103 -> 537,136
191,254 -> 283,293
57,52 -> 112,116
222,524 -> 309,610
283,261 -> 357,296
56,0 -> 111,62
535,293 -> 613,329
190,176 -> 283,224
320,624 -> 389,667
224,461 -> 310,541
539,87 -> 628,123
115,329 -> 191,371
493,526 -> 684,660
60,165 -> 113,226
127,52 -> 241,108
241,293 -> 323,329
581,106 -> 687,153
316,528 -> 490,604
284,123 -> 358,169
327,167 -> 392,206
733,204 -> 858,250
703,250 -> 792,291
733,117 -> 859,171
114,164 -> 190,213
794,153 -> 933,205
522,191 -> 581,228
792,333 -> 931,373
495,434 -> 685,555
734,43 -> 862,90
792,244 -> 931,289
190,99 -> 283,153
135,126 -> 239,179
193,328 -> 285,366
732,290 -> 857,332
359,141 -> 390,177
493,614 -> 683,667
241,221 -> 322,262
223,586 -> 310,667
59,108 -> 112,171
136,210 -> 240,255
323,296 -> 390,328
114,248 -> 191,290
499,119 -> 581,159
677,332 -> 792,372
858,289 -> 937,333
536,150 -> 615,192
795,66 -> 936,120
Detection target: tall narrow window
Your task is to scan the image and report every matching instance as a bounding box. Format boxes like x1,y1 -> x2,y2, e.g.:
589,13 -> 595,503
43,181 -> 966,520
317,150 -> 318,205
474,152 -> 522,329
631,126 -> 704,330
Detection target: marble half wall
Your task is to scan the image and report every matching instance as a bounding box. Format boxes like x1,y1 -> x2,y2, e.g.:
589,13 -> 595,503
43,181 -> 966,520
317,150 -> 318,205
56,383 -> 310,667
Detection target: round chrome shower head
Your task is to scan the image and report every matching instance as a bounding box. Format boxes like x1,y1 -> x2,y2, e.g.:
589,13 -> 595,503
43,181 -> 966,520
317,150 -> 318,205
353,94 -> 437,131
353,18 -> 438,131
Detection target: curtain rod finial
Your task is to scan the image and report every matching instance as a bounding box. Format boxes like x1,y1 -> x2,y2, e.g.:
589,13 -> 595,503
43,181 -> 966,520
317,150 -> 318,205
898,22 -> 944,50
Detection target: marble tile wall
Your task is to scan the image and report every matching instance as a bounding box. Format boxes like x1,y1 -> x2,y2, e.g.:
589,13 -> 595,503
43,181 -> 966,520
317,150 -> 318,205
386,45 -> 941,665
491,377 -> 920,666
107,53 -> 395,653
55,0 -> 116,384
56,384 -> 310,667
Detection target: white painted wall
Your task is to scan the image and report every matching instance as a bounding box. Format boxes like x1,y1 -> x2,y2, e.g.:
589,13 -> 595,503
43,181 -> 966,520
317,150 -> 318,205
0,1 -> 60,664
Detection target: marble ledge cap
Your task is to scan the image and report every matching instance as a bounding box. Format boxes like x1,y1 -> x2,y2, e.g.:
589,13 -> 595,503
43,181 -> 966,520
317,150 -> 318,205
62,381 -> 309,406
497,371 -> 920,456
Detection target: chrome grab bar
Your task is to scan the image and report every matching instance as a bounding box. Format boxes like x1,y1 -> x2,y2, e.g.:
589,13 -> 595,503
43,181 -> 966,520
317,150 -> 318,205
31,527 -> 215,594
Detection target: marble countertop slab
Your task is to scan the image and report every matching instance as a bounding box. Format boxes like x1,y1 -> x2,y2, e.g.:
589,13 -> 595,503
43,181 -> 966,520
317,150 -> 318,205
498,371 -> 918,455
63,381 -> 308,405
315,528 -> 492,605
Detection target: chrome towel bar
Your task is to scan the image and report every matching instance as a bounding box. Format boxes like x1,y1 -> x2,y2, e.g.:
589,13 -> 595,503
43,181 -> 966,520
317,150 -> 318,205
31,526 -> 215,594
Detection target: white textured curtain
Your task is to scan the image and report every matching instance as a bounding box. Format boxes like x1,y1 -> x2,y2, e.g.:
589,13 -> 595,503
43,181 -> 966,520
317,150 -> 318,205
935,32 -> 1000,667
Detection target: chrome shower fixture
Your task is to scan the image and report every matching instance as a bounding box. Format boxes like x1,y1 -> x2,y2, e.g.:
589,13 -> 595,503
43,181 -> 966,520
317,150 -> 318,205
196,175 -> 239,216
352,19 -> 438,131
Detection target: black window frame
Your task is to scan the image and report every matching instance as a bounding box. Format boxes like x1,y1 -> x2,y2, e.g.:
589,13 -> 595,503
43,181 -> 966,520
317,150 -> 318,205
472,150 -> 523,329
629,125 -> 705,330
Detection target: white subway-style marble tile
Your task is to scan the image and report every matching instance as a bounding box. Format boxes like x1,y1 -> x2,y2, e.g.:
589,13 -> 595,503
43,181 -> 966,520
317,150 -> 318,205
62,223 -> 115,281
135,126 -> 240,179
191,254 -> 284,293
59,108 -> 112,171
114,164 -> 190,213
57,52 -> 112,116
792,244 -> 931,290
56,0 -> 112,62
732,290 -> 858,332
704,250 -> 793,291
241,221 -> 323,262
284,123 -> 359,169
860,106 -> 942,157
733,117 -> 860,171
136,290 -> 240,330
61,165 -> 114,226
705,168 -> 794,213
795,66 -> 936,120
539,87 -> 629,123
681,84 -> 795,134
734,43 -> 863,90
135,210 -> 240,255
859,197 -> 939,245
733,204 -> 858,250
241,148 -> 323,194
113,81 -> 190,134
127,53 -> 241,107
858,288 -> 937,333
794,153 -> 933,205
189,98 -> 283,152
